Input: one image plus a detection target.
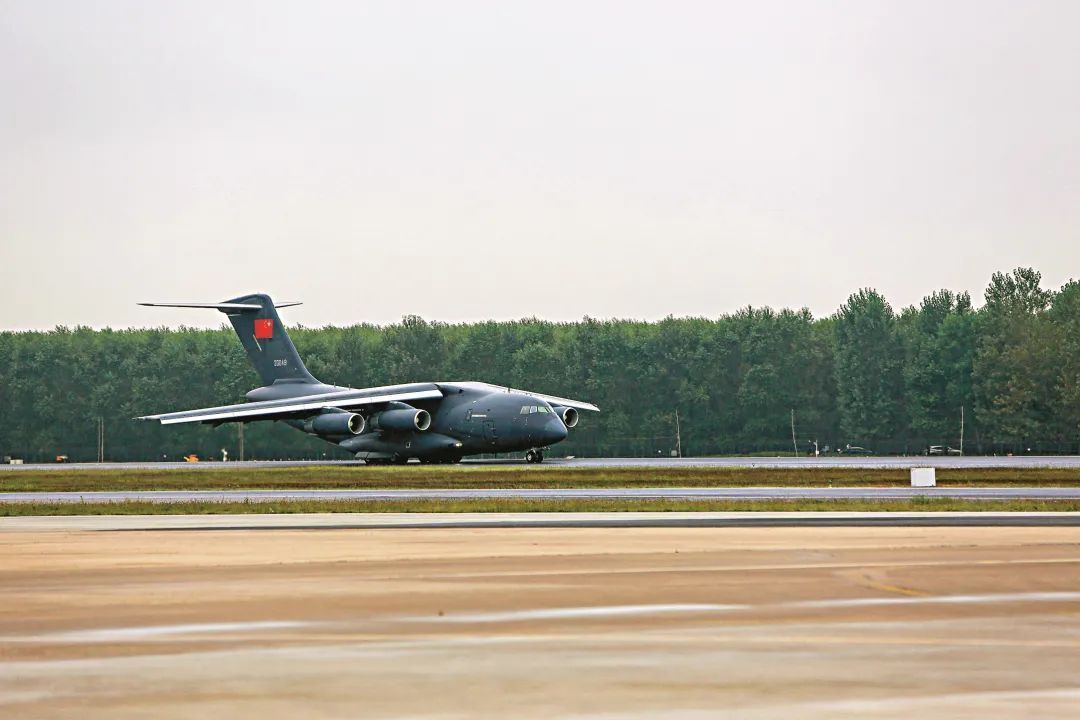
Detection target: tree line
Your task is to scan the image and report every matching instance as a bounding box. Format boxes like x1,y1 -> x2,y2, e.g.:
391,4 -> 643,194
1,268 -> 1077,461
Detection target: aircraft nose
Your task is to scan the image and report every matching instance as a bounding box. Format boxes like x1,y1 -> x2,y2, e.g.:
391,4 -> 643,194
540,416 -> 568,444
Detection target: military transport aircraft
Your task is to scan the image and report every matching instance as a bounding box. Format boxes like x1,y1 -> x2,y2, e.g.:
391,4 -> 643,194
138,294 -> 598,464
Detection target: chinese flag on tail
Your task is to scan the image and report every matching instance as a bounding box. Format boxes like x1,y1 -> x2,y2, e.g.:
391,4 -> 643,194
254,318 -> 274,340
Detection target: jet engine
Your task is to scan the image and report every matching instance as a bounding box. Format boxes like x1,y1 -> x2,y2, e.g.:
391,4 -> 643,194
306,411 -> 365,436
368,406 -> 432,432
551,405 -> 579,428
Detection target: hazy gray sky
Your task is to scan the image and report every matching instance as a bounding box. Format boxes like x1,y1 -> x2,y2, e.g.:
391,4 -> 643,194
2,0 -> 1077,330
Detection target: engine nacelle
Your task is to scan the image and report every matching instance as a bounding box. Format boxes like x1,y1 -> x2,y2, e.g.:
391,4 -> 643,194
307,411 -> 365,436
551,405 -> 579,428
369,407 -> 431,432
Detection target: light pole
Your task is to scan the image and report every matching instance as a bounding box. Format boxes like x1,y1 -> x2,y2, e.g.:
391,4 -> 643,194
790,409 -> 798,457
959,405 -> 965,456
674,409 -> 683,458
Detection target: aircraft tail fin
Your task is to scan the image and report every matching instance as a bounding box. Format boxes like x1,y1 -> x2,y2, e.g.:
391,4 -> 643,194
139,294 -> 319,386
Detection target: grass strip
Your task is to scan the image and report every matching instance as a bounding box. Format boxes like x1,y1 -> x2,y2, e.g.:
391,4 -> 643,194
2,466 -> 1079,492
3,497 -> 1080,516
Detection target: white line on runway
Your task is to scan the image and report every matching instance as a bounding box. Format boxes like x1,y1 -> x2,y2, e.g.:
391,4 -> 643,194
787,591 -> 1080,609
10,621 -> 314,643
774,686 -> 1080,715
421,604 -> 747,623
5,486 -> 1080,503
20,592 -> 1079,644
412,591 -> 1080,623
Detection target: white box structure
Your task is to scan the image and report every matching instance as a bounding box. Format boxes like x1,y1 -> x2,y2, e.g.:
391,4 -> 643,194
911,467 -> 936,487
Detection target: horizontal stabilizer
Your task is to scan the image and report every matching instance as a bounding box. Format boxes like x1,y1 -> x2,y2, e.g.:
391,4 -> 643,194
138,301 -> 302,311
139,302 -> 260,311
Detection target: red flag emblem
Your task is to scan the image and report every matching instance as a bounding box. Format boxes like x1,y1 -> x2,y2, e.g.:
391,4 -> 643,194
254,318 -> 274,340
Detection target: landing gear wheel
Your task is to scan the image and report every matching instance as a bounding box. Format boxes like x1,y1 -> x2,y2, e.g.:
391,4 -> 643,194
420,454 -> 463,465
525,450 -> 545,464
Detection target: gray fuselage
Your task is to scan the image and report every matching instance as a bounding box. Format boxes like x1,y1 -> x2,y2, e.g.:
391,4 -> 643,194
283,384 -> 569,462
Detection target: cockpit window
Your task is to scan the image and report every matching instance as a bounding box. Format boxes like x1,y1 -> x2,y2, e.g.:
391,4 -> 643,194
537,406 -> 550,413
520,406 -> 531,414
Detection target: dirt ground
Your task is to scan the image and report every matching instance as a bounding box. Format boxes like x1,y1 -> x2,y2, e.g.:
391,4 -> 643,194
2,518 -> 1079,718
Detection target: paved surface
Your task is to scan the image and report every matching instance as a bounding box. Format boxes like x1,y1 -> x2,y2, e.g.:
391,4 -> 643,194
2,523 -> 1079,718
4,486 -> 1080,504
559,455 -> 1080,469
3,455 -> 1080,470
3,512 -> 1079,532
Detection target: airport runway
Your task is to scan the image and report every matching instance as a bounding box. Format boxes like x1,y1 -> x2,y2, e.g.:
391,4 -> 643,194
560,455 -> 1080,469
3,522 -> 1079,718
4,486 -> 1080,504
4,511 -> 1079,531
4,455 -> 1080,470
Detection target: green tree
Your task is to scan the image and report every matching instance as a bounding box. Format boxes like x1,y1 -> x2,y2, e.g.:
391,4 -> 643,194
973,268 -> 1055,450
1048,280 -> 1080,450
2,267 -> 1075,460
900,290 -> 976,445
834,289 -> 904,444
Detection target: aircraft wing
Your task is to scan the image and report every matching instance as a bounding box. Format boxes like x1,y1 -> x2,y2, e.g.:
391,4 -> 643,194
138,384 -> 445,425
437,382 -> 599,412
528,391 -> 600,412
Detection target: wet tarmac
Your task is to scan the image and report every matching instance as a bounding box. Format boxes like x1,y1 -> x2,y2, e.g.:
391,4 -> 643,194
3,521 -> 1079,718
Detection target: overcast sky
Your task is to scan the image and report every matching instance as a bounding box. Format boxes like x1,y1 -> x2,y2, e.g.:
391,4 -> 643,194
1,0 -> 1077,331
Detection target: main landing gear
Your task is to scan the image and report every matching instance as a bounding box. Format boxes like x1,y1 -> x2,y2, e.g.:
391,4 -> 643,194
365,455 -> 410,466
419,454 -> 463,465
525,449 -> 545,464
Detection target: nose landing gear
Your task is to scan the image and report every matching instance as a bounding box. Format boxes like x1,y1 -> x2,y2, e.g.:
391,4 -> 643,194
525,449 -> 545,464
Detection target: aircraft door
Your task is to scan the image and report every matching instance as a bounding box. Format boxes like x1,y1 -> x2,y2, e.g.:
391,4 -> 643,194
483,419 -> 498,445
